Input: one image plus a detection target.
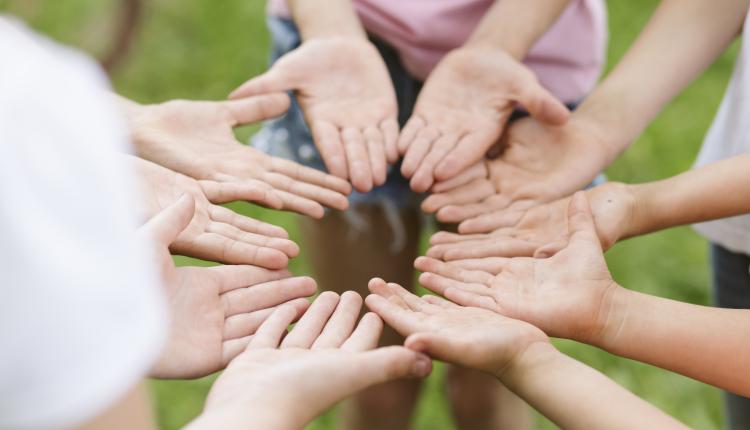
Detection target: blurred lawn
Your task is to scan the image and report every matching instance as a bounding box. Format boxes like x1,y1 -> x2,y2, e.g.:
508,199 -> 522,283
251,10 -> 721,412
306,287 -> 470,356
2,0 -> 739,428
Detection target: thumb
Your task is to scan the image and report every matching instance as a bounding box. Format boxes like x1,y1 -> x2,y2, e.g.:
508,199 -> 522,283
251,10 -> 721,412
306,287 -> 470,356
139,194 -> 195,247
533,240 -> 568,259
566,192 -> 602,250
356,346 -> 432,387
515,80 -> 570,126
229,63 -> 295,100
404,332 -> 460,365
220,93 -> 291,125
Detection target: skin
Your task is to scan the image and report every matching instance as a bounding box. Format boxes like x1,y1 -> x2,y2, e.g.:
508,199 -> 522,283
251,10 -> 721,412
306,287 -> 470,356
137,194 -> 317,379
417,193 -> 750,397
187,292 -> 432,430
118,94 -> 351,218
423,0 -> 750,224
364,279 -> 688,430
131,155 -> 298,269
229,37 -> 398,193
426,152 -> 750,261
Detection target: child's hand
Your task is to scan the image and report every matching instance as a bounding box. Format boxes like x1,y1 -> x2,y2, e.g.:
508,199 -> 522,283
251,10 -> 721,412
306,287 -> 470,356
138,195 -> 317,379
133,156 -> 297,268
398,47 -> 569,192
416,193 -> 621,344
230,38 -> 399,193
190,292 -> 431,430
125,96 -> 351,218
365,278 -> 548,378
421,116 -> 611,230
426,183 -> 636,261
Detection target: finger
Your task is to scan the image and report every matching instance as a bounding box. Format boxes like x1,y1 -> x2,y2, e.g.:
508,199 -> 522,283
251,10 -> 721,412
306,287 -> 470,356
441,239 -> 539,261
450,258 -> 510,275
431,162 -> 488,194
397,115 -> 425,155
366,277 -> 398,301
418,272 -> 491,299
139,194 -> 195,247
404,332 -> 460,364
280,291 -> 340,349
341,312 -> 384,352
356,347 -> 433,383
222,334 -> 254,365
429,231 -> 488,246
209,264 -> 291,293
221,276 -> 317,317
421,294 -> 459,309
209,205 -> 289,239
221,93 -> 291,125
311,120 -> 348,179
341,127 -> 373,192
207,221 -> 299,257
456,205 -> 530,234
363,126 -> 387,186
182,233 -> 288,269
248,304 -> 299,349
435,130 -> 500,181
533,240 -> 568,259
401,126 -> 439,179
421,178 -> 495,214
272,189 -> 326,219
229,64 -> 293,99
435,195 -> 511,224
410,134 -> 458,193
380,118 -> 400,163
414,256 -> 494,285
312,291 -> 364,349
261,170 -> 348,212
444,287 -> 497,311
364,294 -> 422,337
385,282 -> 437,313
199,178 -> 283,209
515,81 -> 570,126
269,157 -> 352,196
223,297 -> 310,340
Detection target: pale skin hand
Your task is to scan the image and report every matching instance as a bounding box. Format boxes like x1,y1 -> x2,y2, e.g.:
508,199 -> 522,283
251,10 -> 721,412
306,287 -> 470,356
399,48 -> 569,192
416,192 -> 619,344
426,182 -> 636,262
422,115 -> 611,232
137,194 -> 317,379
131,155 -> 298,269
188,291 -> 432,430
121,95 -> 351,218
230,38 -> 399,193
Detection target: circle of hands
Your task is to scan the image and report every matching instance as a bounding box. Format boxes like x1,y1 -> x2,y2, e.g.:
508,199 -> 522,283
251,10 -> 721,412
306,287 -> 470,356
133,36 -> 633,424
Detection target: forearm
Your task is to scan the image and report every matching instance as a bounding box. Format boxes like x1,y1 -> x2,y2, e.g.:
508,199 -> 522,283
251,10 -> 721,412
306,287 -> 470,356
622,153 -> 750,239
501,343 -> 687,430
575,0 -> 747,161
597,286 -> 750,396
286,0 -> 366,40
464,0 -> 571,59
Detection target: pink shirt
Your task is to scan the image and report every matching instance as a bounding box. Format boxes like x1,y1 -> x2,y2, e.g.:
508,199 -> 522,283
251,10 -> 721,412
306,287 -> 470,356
268,0 -> 607,103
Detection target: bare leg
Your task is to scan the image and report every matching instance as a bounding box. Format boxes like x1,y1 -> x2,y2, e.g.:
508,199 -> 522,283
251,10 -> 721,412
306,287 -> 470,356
447,366 -> 532,430
299,204 -> 423,430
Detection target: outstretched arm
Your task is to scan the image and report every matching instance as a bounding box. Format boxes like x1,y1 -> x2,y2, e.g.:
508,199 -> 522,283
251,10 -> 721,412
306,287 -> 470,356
365,280 -> 687,430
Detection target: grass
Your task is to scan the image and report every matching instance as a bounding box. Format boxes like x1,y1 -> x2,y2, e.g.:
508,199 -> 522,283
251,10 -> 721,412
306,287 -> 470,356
1,0 -> 739,428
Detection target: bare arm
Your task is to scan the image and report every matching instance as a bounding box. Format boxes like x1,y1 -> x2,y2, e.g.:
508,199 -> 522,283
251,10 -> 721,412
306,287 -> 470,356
286,0 -> 366,40
78,383 -> 154,430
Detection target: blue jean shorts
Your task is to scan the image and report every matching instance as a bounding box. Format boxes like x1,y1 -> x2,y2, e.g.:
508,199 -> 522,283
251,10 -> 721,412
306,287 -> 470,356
252,16 -> 602,210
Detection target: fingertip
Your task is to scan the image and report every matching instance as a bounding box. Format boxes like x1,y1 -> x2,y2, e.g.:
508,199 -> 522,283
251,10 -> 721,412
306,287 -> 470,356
260,248 -> 290,270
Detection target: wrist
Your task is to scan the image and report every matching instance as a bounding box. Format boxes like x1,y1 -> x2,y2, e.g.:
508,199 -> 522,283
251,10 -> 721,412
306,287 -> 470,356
498,341 -> 561,387
586,182 -> 638,249
187,406 -> 299,430
588,283 -> 634,351
572,93 -> 635,164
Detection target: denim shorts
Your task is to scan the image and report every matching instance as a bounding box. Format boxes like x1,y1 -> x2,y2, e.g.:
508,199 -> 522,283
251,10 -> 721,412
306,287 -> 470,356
252,16 -> 601,211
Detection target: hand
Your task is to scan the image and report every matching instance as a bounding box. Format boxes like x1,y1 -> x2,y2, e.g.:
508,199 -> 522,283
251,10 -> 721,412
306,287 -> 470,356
230,37 -> 399,193
416,193 -> 620,344
132,156 -> 298,268
138,194 -> 317,379
125,95 -> 351,218
189,291 -> 432,430
398,47 -> 569,192
426,182 -> 636,261
422,115 -> 611,233
365,278 -> 548,378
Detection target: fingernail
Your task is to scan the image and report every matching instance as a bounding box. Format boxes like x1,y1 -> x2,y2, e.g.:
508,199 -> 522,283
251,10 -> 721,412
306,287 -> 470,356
413,355 -> 431,377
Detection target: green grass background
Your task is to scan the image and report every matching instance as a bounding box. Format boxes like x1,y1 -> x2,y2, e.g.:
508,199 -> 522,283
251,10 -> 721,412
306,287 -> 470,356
1,0 -> 740,428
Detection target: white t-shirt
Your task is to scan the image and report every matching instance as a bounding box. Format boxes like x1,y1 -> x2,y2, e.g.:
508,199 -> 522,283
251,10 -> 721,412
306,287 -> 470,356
0,19 -> 166,429
693,10 -> 750,255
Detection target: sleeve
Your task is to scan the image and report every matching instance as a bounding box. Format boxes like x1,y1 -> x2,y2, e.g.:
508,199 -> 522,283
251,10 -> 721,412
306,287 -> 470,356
0,19 -> 167,429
